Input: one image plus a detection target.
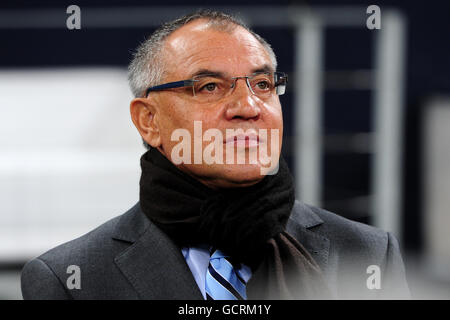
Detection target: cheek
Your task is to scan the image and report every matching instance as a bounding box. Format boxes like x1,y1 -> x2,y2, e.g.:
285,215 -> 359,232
157,103 -> 185,148
166,96 -> 210,123
160,98 -> 193,131
262,98 -> 283,129
261,99 -> 283,150
159,100 -> 219,147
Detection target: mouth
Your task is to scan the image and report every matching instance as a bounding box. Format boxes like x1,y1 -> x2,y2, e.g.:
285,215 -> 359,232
224,133 -> 260,148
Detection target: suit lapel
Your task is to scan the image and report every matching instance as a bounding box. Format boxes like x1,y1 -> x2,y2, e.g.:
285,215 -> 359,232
111,201 -> 330,299
112,204 -> 203,300
286,201 -> 330,272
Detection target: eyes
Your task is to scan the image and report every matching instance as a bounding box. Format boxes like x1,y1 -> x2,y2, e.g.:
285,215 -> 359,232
198,80 -> 271,93
203,83 -> 218,92
255,80 -> 270,90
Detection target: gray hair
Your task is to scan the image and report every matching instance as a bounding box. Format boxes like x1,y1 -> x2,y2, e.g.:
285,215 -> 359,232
127,9 -> 278,149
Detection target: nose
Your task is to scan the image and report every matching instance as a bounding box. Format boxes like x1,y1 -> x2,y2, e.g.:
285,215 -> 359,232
225,78 -> 261,121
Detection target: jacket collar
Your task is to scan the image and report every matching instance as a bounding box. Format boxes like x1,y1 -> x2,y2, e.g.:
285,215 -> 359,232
111,201 -> 330,299
111,203 -> 203,299
111,203 -> 149,243
286,201 -> 330,271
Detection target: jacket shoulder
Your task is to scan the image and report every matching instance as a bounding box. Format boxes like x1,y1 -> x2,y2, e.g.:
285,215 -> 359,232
302,202 -> 390,253
21,203 -> 145,299
37,210 -> 125,263
292,202 -> 409,298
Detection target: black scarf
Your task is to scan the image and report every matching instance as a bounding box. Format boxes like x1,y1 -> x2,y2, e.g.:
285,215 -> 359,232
139,148 -> 330,299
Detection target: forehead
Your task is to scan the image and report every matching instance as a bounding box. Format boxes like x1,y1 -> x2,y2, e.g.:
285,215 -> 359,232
162,20 -> 273,79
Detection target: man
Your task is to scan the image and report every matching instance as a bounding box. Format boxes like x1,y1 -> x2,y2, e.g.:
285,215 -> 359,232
21,10 -> 409,300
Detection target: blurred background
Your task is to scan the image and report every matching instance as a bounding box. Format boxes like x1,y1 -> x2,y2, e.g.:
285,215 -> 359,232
1,0 -> 449,299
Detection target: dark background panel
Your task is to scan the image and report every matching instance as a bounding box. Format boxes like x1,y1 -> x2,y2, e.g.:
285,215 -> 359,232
1,0 -> 449,254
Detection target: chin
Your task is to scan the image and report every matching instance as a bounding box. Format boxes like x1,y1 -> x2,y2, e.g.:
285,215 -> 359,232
203,163 -> 268,189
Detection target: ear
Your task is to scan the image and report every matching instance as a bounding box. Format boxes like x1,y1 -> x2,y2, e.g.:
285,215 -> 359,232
130,97 -> 161,148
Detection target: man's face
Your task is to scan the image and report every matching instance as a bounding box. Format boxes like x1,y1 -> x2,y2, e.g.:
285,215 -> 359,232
147,20 -> 283,188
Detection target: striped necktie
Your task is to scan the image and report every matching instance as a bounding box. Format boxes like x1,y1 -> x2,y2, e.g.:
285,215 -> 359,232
205,249 -> 247,300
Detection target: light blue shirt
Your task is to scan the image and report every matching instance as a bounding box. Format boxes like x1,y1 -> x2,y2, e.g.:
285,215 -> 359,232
181,246 -> 252,299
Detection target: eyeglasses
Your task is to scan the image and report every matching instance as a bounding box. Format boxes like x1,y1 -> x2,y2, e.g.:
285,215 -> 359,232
144,72 -> 288,103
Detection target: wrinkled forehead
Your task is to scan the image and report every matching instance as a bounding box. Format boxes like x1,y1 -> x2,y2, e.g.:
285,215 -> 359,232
161,20 -> 274,80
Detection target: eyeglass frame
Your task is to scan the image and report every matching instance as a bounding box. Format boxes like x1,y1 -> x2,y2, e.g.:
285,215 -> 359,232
143,71 -> 288,98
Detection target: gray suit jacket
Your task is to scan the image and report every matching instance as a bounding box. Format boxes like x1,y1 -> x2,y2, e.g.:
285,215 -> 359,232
21,201 -> 410,299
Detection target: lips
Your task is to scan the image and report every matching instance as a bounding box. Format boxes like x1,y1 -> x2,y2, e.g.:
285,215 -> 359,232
224,133 -> 260,148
